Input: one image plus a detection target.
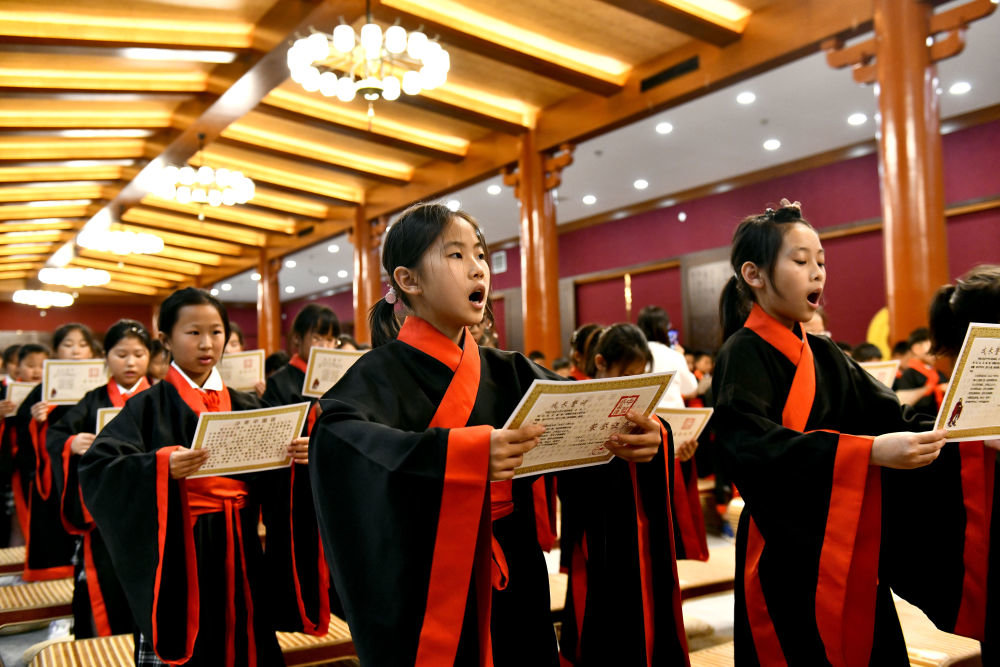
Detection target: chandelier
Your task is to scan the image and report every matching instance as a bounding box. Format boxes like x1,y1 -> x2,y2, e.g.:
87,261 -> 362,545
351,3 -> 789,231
287,3 -> 450,111
13,289 -> 74,308
152,133 -> 255,207
39,267 -> 110,288
77,228 -> 164,256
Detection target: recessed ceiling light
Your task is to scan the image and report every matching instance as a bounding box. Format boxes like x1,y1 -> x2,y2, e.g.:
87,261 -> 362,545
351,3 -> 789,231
122,47 -> 237,64
925,36 -> 934,47
285,259 -> 297,268
847,112 -> 867,126
949,81 -> 972,95
327,243 -> 340,253
251,272 -> 261,281
210,288 -> 219,296
284,285 -> 295,294
736,91 -> 756,105
763,138 -> 781,151
221,283 -> 232,291
582,194 -> 597,205
633,179 -> 649,190
446,199 -> 461,211
655,121 -> 673,135
487,184 -> 502,196
337,269 -> 349,278
318,275 -> 329,284
678,212 -> 687,222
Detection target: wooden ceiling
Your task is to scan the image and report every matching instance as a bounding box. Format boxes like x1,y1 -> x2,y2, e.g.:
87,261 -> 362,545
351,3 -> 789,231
0,0 -> 874,302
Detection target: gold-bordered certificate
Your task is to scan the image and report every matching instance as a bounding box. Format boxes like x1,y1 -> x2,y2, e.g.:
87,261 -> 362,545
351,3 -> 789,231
935,323 -> 1000,441
96,407 -> 122,433
301,347 -> 365,398
859,360 -> 901,388
6,381 -> 37,410
655,407 -> 714,443
509,372 -> 674,478
42,360 -> 107,405
189,402 -> 310,478
218,349 -> 265,392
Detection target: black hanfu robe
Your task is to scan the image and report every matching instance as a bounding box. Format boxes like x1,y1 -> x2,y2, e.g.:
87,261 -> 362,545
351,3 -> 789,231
79,366 -> 327,666
260,354 -> 336,625
713,304 -> 930,666
310,316 -> 559,666
557,423 -> 691,667
0,382 -> 26,547
46,379 -> 148,637
14,384 -> 76,580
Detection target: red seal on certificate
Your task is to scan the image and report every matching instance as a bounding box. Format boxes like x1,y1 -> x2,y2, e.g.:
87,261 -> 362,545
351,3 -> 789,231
608,395 -> 639,418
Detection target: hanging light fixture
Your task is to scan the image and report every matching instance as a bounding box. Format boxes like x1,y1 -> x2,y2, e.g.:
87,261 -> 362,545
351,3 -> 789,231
152,133 -> 255,208
13,289 -> 74,309
287,0 -> 450,116
77,227 -> 164,256
38,267 -> 111,288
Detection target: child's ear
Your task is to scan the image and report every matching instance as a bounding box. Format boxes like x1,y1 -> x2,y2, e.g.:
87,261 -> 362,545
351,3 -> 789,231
741,261 -> 766,289
393,266 -> 421,297
594,353 -> 608,372
158,331 -> 171,352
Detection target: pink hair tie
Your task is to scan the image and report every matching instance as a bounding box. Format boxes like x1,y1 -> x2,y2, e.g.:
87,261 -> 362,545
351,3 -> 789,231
385,286 -> 398,304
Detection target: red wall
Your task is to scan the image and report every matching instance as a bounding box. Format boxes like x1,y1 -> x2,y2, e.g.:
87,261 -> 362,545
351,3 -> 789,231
0,301 -> 155,339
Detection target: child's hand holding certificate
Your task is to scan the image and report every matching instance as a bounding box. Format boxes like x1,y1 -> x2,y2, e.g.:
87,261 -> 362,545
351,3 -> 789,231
508,373 -> 674,477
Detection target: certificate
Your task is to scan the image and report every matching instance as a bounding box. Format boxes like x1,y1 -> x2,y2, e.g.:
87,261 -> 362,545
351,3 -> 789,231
189,402 -> 310,478
6,381 -> 37,410
935,323 -> 1000,441
859,360 -> 900,388
42,360 -> 107,405
218,349 -> 265,391
655,407 -> 714,443
96,407 -> 122,433
508,372 -> 674,478
301,347 -> 365,398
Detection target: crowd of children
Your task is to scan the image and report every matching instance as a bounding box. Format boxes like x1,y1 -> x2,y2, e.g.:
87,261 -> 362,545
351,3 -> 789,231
0,199 -> 996,666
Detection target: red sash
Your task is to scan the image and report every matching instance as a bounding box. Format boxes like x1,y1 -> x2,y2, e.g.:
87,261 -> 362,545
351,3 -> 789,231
905,358 -> 945,408
165,366 -> 231,414
953,442 -> 996,638
289,354 -> 320,434
398,316 -> 495,667
744,304 -> 880,666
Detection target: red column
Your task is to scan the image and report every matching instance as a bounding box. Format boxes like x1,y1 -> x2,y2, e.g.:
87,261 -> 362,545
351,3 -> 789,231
352,206 -> 382,344
874,0 -> 950,342
257,247 -> 282,354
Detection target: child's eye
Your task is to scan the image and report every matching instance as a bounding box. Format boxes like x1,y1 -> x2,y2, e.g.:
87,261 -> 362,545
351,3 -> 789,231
450,252 -> 462,259
794,260 -> 806,265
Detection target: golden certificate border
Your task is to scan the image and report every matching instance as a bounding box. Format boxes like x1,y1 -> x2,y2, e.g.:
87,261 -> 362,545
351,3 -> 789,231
218,349 -> 265,391
42,359 -> 107,405
190,402 -> 310,477
859,360 -> 901,388
655,406 -> 715,442
935,323 -> 1000,441
301,347 -> 366,398
510,373 -> 672,477
6,381 -> 37,410
96,407 -> 122,433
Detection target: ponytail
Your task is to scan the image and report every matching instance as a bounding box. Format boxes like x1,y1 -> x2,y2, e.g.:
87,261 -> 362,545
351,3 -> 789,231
368,298 -> 402,348
719,276 -> 752,342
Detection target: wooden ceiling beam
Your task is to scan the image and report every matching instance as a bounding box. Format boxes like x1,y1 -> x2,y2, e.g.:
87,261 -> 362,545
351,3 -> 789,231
0,243 -> 53,256
155,244 -> 224,267
76,248 -> 202,276
0,182 -> 121,202
594,0 -> 745,47
371,1 -> 624,96
397,94 -> 529,135
0,202 -> 101,221
0,137 -> 147,161
137,198 -> 306,236
0,254 -> 46,264
0,261 -> 42,272
116,223 -> 245,257
100,279 -> 162,296
69,256 -> 186,283
0,219 -> 83,233
0,230 -> 74,244
121,206 -> 270,248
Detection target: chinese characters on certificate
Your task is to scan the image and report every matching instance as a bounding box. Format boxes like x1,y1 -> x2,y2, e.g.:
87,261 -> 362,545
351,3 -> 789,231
935,323 -> 1000,441
218,349 -> 265,391
507,373 -> 673,478
189,402 -> 310,478
42,359 -> 107,405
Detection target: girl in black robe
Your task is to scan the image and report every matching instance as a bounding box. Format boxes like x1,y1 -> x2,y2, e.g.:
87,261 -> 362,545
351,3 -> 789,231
310,204 -> 668,666
46,319 -> 152,638
558,323 -> 689,666
15,322 -> 99,581
79,288 -> 323,666
883,264 -> 1000,662
712,200 -> 946,665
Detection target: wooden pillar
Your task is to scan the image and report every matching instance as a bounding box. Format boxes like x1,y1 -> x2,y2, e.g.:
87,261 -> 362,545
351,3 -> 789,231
505,134 -> 573,359
350,206 -> 384,344
150,303 -> 160,338
257,247 -> 282,354
874,0 -> 949,341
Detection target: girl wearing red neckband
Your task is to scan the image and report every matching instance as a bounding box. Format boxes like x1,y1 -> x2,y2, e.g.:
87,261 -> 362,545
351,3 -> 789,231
79,288 -> 324,667
46,319 -> 152,638
310,204 -> 665,666
712,199 -> 947,665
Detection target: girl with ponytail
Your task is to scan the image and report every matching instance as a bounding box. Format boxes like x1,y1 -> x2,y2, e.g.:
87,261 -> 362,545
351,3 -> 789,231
711,199 -> 947,664
310,203 -> 666,666
883,264 -> 1000,662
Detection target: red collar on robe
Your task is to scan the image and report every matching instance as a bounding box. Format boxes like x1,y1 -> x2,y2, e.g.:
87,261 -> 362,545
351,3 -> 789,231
289,353 -> 308,373
107,377 -> 150,408
165,366 -> 231,414
398,316 -> 464,372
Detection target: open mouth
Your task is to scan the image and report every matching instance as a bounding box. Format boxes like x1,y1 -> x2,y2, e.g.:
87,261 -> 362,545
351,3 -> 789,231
469,289 -> 485,305
807,290 -> 821,306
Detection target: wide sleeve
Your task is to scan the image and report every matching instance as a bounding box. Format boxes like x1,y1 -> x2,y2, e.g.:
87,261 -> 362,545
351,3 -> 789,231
309,395 -> 491,666
78,395 -> 200,664
45,393 -> 97,534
